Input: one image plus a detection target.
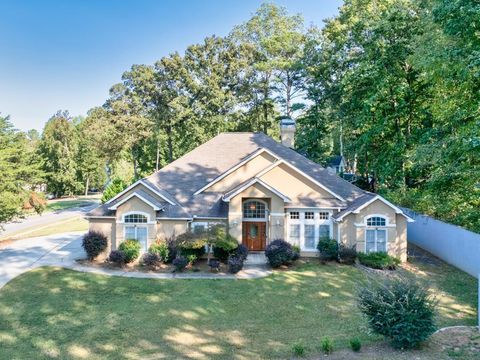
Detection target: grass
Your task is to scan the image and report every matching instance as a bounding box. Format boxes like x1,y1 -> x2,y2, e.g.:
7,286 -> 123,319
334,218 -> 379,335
0,258 -> 476,359
0,217 -> 88,241
45,200 -> 94,212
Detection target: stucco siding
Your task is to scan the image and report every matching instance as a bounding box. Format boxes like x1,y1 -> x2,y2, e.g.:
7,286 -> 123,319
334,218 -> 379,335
157,220 -> 188,240
259,163 -> 336,203
88,218 -> 115,252
206,152 -> 276,193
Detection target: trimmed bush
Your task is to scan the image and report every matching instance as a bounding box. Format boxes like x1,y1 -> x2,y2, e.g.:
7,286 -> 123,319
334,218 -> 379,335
338,244 -> 357,265
265,239 -> 295,268
350,338 -> 361,352
186,254 -> 197,265
292,244 -> 301,261
317,237 -> 338,261
358,252 -> 400,270
213,234 -> 239,262
176,232 -> 206,258
141,252 -> 160,268
172,256 -> 188,272
358,277 -> 436,349
292,342 -> 306,357
227,256 -> 244,274
118,239 -> 141,263
149,241 -> 169,263
108,250 -> 126,265
165,236 -> 177,263
234,244 -> 248,261
82,231 -> 108,260
321,337 -> 333,354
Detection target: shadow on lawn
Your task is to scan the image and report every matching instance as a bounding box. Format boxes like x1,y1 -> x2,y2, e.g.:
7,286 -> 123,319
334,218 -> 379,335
0,263 -> 369,359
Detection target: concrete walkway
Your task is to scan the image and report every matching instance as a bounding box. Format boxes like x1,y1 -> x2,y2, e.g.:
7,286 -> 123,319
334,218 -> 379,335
0,232 -> 272,289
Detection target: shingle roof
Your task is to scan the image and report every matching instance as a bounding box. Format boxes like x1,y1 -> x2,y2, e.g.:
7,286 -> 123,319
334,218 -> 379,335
89,132 -> 371,219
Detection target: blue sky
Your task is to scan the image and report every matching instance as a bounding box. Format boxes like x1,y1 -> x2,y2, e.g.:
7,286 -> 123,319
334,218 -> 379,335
0,0 -> 342,132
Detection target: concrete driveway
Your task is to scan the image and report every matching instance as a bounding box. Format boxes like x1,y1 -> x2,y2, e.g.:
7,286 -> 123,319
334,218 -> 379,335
0,232 -> 86,288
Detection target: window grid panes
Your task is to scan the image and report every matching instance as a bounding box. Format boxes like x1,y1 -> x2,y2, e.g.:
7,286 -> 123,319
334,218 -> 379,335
304,225 -> 315,249
319,225 -> 330,239
243,200 -> 266,219
319,212 -> 329,220
289,224 -> 300,244
290,211 -> 299,219
124,214 -> 148,223
305,212 -> 314,220
367,217 -> 386,226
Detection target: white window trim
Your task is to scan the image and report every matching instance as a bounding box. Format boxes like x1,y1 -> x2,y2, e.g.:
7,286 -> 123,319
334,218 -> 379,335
242,199 -> 269,222
123,224 -> 148,251
287,210 -> 333,251
117,211 -> 156,225
364,228 -> 388,253
354,214 -> 396,228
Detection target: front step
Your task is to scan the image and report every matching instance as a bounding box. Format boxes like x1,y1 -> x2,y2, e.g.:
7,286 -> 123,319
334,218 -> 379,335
244,252 -> 267,265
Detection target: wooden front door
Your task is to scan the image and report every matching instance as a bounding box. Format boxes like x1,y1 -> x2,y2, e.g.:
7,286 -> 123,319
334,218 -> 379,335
243,221 -> 266,251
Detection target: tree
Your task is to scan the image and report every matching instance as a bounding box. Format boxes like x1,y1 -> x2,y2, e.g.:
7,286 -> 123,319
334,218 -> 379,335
0,115 -> 44,226
38,111 -> 80,196
231,3 -> 307,132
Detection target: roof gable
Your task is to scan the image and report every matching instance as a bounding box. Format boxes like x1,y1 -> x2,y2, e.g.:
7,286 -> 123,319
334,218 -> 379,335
222,177 -> 292,203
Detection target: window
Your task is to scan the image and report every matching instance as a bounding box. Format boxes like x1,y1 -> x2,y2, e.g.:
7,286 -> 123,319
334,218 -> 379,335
124,213 -> 148,223
319,212 -> 329,220
367,216 -> 386,227
366,229 -> 387,253
304,225 -> 315,249
192,222 -> 207,234
319,225 -> 330,239
290,211 -> 299,219
243,200 -> 266,219
124,226 -> 148,250
289,224 -> 300,245
305,212 -> 314,220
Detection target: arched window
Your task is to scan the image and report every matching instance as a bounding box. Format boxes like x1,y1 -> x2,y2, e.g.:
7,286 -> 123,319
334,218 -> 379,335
366,216 -> 386,227
124,213 -> 148,223
243,200 -> 266,219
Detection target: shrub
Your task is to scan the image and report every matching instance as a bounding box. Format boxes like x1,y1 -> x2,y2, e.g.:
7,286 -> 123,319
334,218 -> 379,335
350,338 -> 361,352
213,234 -> 239,262
186,254 -> 197,265
149,241 -> 169,263
118,239 -> 141,263
176,232 -> 206,258
234,244 -> 248,261
141,252 -> 160,268
358,277 -> 436,349
165,236 -> 177,263
321,337 -> 333,354
292,244 -> 301,261
265,239 -> 295,268
317,237 -> 338,261
82,231 -> 108,260
108,250 -> 126,265
172,256 -> 188,272
292,342 -> 305,357
227,256 -> 244,274
358,252 -> 400,270
338,244 -> 357,265
208,259 -> 221,271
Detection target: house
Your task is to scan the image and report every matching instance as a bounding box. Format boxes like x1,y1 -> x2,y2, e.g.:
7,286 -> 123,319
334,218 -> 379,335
86,122 -> 412,261
327,155 -> 346,174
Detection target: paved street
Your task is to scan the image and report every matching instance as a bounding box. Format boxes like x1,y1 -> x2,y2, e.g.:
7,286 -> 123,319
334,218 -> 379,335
0,203 -> 97,239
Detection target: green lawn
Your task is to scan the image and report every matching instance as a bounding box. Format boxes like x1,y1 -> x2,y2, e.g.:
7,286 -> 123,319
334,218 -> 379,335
0,217 -> 88,241
0,259 -> 476,359
45,200 -> 94,212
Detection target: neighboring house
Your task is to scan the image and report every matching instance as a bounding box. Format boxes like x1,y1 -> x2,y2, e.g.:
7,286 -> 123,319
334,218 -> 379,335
86,122 -> 412,261
327,155 -> 346,174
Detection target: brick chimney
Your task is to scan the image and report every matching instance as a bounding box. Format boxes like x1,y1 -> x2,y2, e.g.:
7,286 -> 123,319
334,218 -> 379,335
280,118 -> 296,148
